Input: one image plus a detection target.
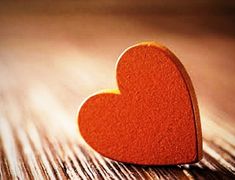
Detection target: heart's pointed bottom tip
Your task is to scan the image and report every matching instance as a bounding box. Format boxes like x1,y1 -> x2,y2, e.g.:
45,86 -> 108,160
97,150 -> 202,166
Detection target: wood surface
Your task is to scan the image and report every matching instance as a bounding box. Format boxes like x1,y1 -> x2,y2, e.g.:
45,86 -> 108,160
0,2 -> 235,179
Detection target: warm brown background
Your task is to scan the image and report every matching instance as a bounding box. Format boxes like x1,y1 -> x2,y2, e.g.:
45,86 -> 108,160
0,1 -> 235,179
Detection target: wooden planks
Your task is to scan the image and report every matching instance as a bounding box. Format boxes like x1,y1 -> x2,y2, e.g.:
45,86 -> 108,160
0,9 -> 235,179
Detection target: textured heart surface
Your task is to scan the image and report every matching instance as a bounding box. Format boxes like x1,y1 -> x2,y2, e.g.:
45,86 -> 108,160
78,42 -> 202,165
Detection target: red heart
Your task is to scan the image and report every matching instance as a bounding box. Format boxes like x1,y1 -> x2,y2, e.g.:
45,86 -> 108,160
78,42 -> 202,165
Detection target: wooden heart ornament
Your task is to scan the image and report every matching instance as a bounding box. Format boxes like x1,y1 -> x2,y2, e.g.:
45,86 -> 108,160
78,42 -> 202,165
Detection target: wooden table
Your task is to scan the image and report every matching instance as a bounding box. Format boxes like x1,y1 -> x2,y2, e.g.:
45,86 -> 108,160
0,2 -> 235,179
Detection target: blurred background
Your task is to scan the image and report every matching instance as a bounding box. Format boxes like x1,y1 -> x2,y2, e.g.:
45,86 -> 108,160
0,1 -> 235,179
1,0 -> 235,124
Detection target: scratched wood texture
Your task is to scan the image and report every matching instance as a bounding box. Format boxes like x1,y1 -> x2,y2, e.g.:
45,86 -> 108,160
0,1 -> 235,180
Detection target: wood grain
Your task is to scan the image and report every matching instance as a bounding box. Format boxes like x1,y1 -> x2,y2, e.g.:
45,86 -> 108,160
0,3 -> 235,179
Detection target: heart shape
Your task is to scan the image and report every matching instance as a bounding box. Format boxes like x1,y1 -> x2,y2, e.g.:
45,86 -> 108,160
78,42 -> 202,165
